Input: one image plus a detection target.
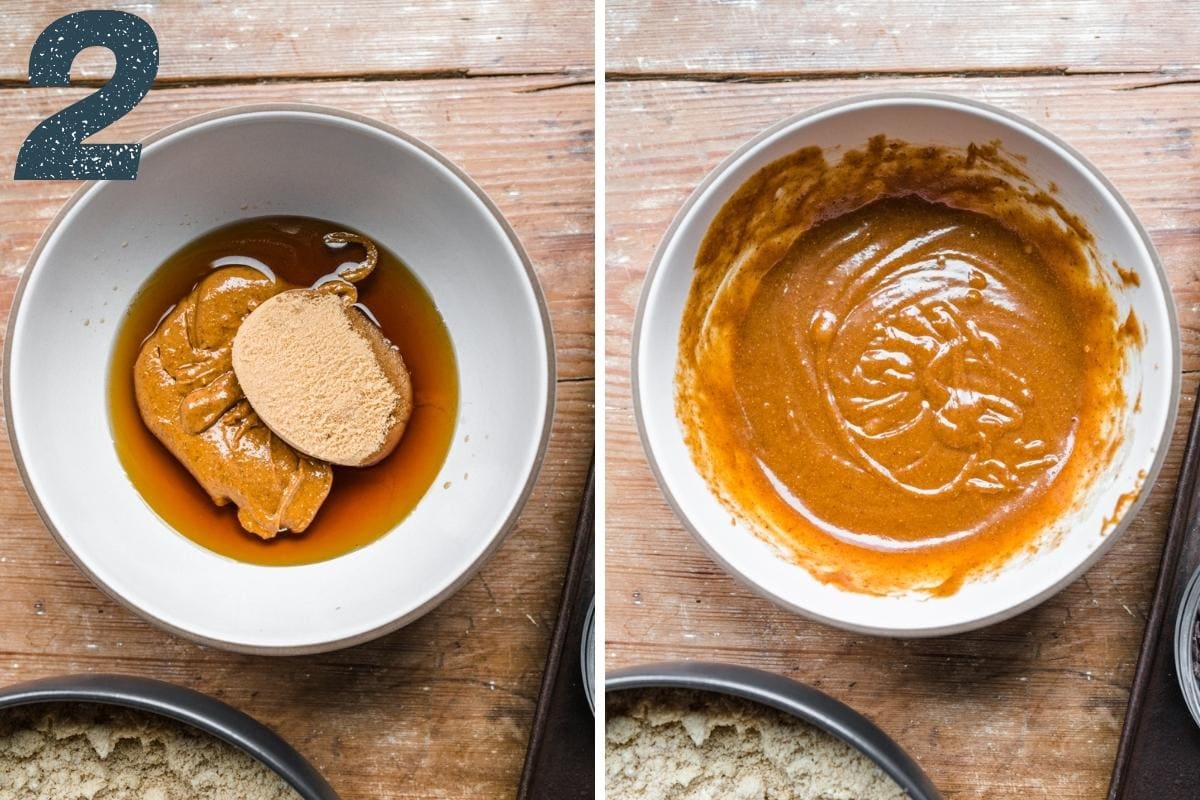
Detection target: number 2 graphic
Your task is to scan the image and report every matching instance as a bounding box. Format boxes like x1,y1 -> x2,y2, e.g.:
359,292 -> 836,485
14,10 -> 159,180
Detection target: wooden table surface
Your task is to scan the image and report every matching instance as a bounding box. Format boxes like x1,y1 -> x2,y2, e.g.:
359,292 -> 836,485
605,3 -> 1200,798
0,3 -> 593,799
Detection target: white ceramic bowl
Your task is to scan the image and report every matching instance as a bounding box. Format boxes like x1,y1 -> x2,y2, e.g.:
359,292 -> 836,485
634,93 -> 1179,637
6,105 -> 554,654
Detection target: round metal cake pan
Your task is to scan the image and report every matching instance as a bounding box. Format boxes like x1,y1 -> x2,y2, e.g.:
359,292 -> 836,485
582,597 -> 595,713
0,673 -> 338,799
1175,565 -> 1200,729
607,661 -> 941,800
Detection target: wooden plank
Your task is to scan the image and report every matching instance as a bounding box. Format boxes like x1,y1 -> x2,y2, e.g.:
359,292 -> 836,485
0,76 -> 593,800
0,76 -> 595,381
1,1 -> 593,82
607,0 -> 1200,77
605,75 -> 1200,799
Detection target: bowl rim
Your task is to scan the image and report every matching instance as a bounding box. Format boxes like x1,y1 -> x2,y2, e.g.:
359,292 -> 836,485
631,90 -> 1181,636
3,102 -> 557,654
606,660 -> 942,799
1174,565 -> 1200,728
0,673 -> 339,799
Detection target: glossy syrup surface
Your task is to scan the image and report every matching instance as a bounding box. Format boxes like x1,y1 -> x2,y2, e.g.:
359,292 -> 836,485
109,216 -> 458,565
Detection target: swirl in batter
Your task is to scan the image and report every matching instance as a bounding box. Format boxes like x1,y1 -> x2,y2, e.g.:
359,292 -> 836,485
678,138 -> 1129,595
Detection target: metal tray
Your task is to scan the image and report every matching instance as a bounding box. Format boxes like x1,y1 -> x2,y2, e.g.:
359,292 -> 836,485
1108,389 -> 1200,799
517,463 -> 594,799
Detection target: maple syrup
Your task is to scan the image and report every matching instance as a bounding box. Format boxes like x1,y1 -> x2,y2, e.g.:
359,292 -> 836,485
108,216 -> 458,565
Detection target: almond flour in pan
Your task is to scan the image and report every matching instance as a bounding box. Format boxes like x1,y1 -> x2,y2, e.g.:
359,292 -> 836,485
606,689 -> 908,800
0,704 -> 302,800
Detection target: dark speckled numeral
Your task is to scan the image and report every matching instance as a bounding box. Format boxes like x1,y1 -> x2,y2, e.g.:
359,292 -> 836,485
14,10 -> 159,180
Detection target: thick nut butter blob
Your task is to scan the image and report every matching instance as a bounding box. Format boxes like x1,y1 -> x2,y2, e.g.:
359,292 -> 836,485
111,217 -> 458,566
133,266 -> 331,539
678,137 -> 1130,595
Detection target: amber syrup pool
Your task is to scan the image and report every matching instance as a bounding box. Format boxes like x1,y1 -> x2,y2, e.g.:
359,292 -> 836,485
109,216 -> 458,565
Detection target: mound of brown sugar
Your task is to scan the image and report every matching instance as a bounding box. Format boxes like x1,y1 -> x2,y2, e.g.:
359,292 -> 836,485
0,704 -> 302,800
232,288 -> 413,467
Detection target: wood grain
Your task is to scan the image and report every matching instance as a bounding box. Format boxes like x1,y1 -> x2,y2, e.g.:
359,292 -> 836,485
607,0 -> 1200,77
0,76 -> 594,799
605,75 -> 1200,799
3,1 -> 593,82
0,76 -> 594,381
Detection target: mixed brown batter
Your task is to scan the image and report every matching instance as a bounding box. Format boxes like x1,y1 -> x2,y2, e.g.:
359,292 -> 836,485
678,137 -> 1131,595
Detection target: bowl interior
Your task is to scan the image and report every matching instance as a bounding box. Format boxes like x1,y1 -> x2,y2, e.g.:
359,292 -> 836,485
7,107 -> 552,652
636,94 -> 1178,635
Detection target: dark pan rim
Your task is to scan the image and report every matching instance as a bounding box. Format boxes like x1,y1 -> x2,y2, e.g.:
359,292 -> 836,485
0,673 -> 338,799
607,661 -> 942,800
